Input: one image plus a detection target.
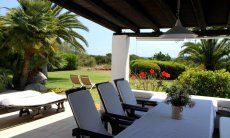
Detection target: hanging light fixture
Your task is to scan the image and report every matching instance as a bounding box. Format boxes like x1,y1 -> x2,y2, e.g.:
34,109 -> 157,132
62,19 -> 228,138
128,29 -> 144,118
160,0 -> 197,40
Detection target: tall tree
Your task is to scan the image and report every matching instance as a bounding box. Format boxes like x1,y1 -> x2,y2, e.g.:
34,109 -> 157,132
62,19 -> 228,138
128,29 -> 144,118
151,52 -> 171,61
179,39 -> 230,70
1,0 -> 88,89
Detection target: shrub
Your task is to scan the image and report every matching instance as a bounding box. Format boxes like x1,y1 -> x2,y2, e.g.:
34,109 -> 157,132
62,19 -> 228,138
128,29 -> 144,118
153,60 -> 186,79
216,60 -> 230,72
61,53 -> 78,70
130,59 -> 161,74
177,69 -> 230,98
0,69 -> 12,92
130,59 -> 186,79
130,54 -> 143,62
93,54 -> 111,65
78,54 -> 96,67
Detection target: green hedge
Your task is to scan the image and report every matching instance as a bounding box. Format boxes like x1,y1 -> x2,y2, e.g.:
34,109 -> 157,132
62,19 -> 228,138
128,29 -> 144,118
130,59 -> 161,74
130,59 -> 186,79
61,53 -> 78,70
153,60 -> 186,79
177,69 -> 230,98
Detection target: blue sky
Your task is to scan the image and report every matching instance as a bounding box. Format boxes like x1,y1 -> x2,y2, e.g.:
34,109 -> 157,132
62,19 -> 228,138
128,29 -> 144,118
0,0 -> 186,58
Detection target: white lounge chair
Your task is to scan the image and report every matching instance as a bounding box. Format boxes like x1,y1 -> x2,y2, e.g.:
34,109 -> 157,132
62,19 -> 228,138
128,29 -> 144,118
0,91 -> 66,118
66,88 -> 113,137
96,82 -> 137,134
114,79 -> 158,106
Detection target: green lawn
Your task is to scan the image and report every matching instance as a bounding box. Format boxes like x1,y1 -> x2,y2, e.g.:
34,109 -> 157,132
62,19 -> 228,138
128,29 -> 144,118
46,69 -> 111,103
46,69 -> 173,104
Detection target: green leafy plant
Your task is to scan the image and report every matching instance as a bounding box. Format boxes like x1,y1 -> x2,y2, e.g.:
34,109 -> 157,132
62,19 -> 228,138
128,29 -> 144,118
61,53 -> 78,70
179,39 -> 230,70
47,88 -> 65,94
0,69 -> 12,92
130,59 -> 161,75
78,54 -> 96,67
130,59 -> 186,79
1,0 -> 88,89
177,69 -> 230,98
165,84 -> 195,108
152,60 -> 186,79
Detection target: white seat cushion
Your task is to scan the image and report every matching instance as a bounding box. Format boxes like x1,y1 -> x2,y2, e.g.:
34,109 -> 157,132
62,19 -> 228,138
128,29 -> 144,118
220,117 -> 230,138
116,80 -> 137,105
68,90 -> 109,135
97,82 -> 126,116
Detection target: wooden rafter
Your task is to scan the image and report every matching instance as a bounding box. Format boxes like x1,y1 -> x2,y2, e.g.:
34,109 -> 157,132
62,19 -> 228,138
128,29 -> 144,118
227,11 -> 230,29
190,0 -> 206,30
83,0 -> 139,32
120,0 -> 159,31
115,30 -> 230,37
50,0 -> 121,32
154,0 -> 177,26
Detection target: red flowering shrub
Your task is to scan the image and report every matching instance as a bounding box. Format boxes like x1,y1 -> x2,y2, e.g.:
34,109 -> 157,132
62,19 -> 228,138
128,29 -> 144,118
130,68 -> 168,91
139,72 -> 146,79
149,68 -> 155,74
161,71 -> 171,78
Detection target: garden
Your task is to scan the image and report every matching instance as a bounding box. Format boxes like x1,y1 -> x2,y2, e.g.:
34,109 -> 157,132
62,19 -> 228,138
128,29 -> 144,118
0,0 -> 230,106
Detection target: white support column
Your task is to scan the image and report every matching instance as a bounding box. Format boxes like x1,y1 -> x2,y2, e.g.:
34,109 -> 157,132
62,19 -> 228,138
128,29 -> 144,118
112,35 -> 130,81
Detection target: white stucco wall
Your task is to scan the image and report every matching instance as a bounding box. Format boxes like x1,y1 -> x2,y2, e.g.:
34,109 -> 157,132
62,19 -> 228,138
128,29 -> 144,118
111,35 -> 130,81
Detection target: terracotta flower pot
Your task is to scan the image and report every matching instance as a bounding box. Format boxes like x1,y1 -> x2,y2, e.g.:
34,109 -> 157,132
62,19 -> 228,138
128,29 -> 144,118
171,106 -> 183,120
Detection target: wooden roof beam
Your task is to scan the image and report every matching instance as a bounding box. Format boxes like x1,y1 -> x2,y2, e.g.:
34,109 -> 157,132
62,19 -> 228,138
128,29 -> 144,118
190,0 -> 207,30
227,11 -> 230,29
83,0 -> 139,33
116,30 -> 230,37
154,0 -> 177,26
50,0 -> 121,33
120,0 -> 160,32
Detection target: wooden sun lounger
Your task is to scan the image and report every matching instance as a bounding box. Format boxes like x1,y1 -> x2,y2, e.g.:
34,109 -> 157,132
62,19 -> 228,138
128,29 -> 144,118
0,92 -> 66,118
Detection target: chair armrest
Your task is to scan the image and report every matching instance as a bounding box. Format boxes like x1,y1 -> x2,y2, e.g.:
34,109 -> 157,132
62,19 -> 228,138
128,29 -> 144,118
136,99 -> 158,107
217,110 -> 230,117
102,112 -> 135,122
72,128 -> 113,138
122,103 -> 148,112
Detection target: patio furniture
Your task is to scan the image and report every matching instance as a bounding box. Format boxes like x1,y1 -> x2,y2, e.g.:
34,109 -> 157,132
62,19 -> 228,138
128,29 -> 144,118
115,99 -> 215,138
96,82 -> 145,120
66,88 -> 113,137
80,75 -> 96,90
66,88 -> 131,137
70,75 -> 83,88
220,117 -> 230,138
217,100 -> 230,117
0,91 -> 66,118
114,78 -> 158,107
114,79 -> 158,117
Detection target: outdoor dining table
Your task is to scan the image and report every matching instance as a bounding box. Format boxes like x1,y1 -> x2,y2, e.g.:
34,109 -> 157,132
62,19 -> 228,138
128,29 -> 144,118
115,99 -> 215,138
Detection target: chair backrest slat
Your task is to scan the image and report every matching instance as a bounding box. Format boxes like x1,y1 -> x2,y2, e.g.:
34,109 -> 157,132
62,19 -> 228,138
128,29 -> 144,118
114,79 -> 137,106
80,75 -> 92,86
96,82 -> 126,116
70,75 -> 82,85
66,89 -> 108,134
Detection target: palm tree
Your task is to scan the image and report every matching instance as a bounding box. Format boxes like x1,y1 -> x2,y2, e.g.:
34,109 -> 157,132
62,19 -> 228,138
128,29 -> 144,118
179,39 -> 230,70
1,0 -> 88,89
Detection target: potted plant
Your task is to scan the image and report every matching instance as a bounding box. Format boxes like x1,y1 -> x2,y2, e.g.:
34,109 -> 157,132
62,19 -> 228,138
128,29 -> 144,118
165,84 -> 196,120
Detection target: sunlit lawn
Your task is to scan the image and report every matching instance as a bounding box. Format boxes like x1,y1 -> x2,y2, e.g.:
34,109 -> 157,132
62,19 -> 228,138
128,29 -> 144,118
46,69 -> 173,104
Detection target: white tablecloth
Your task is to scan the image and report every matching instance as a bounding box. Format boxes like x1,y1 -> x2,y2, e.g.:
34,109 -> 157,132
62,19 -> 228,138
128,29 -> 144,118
116,99 -> 215,138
